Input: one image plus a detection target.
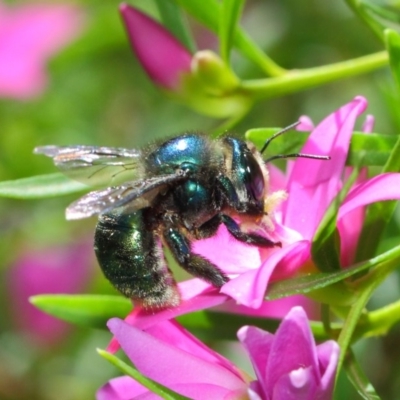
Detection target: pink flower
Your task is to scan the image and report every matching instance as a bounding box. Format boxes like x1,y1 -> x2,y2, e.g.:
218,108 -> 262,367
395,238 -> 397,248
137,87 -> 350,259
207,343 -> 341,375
119,3 -> 191,91
98,307 -> 338,400
98,318 -> 249,400
7,241 -> 93,347
119,4 -> 248,118
192,96 -> 400,308
110,96 -> 400,337
0,1 -> 84,99
238,307 -> 339,400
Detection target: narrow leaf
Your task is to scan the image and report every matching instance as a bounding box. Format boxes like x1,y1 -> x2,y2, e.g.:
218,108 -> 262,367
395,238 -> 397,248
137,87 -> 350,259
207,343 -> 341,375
344,349 -> 381,399
311,200 -> 341,272
266,242 -> 400,301
30,295 -> 132,328
220,0 -> 245,64
97,349 -> 191,400
0,173 -> 87,199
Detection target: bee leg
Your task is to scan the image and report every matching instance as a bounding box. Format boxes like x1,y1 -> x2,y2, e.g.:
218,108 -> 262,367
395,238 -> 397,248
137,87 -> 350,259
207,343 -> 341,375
95,211 -> 180,309
221,214 -> 281,248
163,227 -> 228,287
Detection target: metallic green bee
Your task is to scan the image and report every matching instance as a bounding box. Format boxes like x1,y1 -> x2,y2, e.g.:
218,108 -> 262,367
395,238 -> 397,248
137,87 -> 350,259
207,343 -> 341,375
35,127 -> 327,309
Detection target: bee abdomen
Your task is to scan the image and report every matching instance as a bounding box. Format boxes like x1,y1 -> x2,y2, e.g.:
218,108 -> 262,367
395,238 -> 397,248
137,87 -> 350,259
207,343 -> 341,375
94,211 -> 179,309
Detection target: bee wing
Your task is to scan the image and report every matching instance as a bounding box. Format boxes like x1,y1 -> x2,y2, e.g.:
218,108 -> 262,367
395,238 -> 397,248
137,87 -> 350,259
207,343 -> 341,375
66,171 -> 188,220
34,145 -> 143,187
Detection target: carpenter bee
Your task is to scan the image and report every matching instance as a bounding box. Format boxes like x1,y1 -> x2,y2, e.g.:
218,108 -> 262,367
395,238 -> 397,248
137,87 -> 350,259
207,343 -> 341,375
35,125 -> 327,309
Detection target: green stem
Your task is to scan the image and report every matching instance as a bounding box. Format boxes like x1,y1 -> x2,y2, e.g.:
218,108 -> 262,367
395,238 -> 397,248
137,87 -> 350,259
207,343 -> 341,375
235,29 -> 286,77
336,257 -> 399,379
321,304 -> 332,335
211,105 -> 251,138
356,299 -> 400,339
240,51 -> 388,99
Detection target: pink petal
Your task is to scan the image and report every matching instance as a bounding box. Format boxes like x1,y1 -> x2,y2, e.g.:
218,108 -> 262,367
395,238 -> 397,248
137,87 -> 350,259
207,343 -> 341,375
125,279 -> 228,331
8,241 -> 93,347
272,366 -> 316,400
315,341 -> 340,400
362,114 -> 375,133
145,320 -> 243,377
265,307 -> 320,398
97,376 -> 147,400
268,164 -> 287,192
98,377 -> 244,400
338,173 -> 400,220
107,318 -> 245,391
337,168 -> 368,266
193,224 -> 261,274
119,4 -> 191,90
221,241 -> 309,308
269,240 -> 310,281
283,97 -> 368,239
237,325 -> 274,399
0,3 -> 84,99
217,295 -> 319,320
296,116 -> 314,131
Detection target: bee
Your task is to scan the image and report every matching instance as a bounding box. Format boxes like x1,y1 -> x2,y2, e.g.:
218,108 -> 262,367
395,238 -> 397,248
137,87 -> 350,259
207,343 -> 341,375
35,125 -> 327,309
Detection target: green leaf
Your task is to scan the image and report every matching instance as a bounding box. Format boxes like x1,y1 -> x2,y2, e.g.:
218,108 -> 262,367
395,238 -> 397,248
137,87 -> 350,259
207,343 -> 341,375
98,349 -> 191,400
219,0 -> 245,64
385,29 -> 400,92
311,200 -> 341,272
0,173 -> 87,199
30,295 -> 132,328
156,0 -> 196,53
266,242 -> 400,304
246,128 -> 398,167
344,349 -> 381,400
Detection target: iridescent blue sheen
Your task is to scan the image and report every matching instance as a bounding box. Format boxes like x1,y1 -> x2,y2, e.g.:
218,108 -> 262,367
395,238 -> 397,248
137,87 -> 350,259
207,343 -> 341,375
146,134 -> 209,174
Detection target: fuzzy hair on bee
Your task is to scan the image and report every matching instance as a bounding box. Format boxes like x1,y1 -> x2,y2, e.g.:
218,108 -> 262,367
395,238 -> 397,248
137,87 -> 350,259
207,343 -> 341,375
35,128 -> 326,309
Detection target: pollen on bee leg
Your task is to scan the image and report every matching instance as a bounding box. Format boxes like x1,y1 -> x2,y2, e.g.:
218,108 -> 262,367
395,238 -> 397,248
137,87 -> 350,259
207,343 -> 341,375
264,190 -> 287,214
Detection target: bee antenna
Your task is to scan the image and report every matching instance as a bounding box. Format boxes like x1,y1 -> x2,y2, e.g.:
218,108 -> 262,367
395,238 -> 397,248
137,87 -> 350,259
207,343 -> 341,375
265,153 -> 331,163
260,121 -> 301,154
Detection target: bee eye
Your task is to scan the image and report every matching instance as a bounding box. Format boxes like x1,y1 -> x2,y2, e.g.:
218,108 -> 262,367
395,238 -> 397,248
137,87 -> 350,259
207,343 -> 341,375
245,153 -> 265,201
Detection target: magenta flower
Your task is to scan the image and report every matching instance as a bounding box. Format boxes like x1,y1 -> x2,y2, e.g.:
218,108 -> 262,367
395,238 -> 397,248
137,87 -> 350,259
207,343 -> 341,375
119,3 -> 192,91
0,1 -> 84,99
119,4 -> 248,118
189,96 -> 400,308
99,318 -> 250,400
238,307 -> 339,400
7,241 -> 93,347
109,96 -> 400,342
98,307 -> 338,400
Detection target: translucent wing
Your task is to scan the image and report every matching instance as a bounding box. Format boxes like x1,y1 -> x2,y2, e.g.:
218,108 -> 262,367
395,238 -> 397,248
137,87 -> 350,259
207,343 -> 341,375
66,171 -> 188,220
34,145 -> 143,187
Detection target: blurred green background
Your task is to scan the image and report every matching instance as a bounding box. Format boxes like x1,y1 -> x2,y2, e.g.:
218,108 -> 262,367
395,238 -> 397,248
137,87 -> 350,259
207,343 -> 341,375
0,0 -> 399,399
